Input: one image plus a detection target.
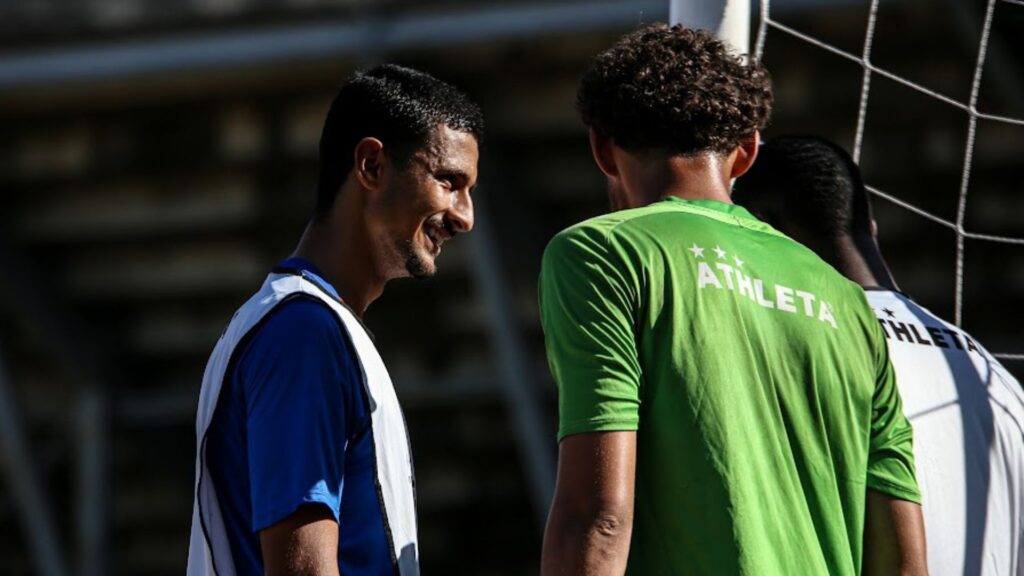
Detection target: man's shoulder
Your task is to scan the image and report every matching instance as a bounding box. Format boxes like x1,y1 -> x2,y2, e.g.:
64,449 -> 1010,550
868,290 -> 1024,397
864,290 -> 965,343
247,296 -> 344,346
542,203 -> 859,292
551,210 -> 639,243
266,296 -> 339,328
542,214 -> 623,265
549,199 -> 794,254
236,296 -> 356,376
555,201 -> 719,236
545,203 -> 707,260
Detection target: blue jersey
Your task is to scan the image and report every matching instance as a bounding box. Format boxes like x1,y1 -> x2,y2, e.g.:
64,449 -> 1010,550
206,258 -> 393,575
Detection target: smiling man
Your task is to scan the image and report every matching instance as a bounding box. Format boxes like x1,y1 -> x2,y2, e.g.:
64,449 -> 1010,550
187,64 -> 482,576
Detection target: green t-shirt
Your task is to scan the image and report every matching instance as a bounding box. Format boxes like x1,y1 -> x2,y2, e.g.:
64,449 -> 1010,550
539,197 -> 919,576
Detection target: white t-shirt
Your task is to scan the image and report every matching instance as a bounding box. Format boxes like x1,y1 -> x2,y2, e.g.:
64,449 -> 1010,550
866,289 -> 1024,576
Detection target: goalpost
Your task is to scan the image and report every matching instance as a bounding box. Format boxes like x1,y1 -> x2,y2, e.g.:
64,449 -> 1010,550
670,0 -> 751,55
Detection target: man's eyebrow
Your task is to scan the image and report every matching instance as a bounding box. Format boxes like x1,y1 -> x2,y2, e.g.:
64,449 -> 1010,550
435,165 -> 467,175
435,167 -> 474,183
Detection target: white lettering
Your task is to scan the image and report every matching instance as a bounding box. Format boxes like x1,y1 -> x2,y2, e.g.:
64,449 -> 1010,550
697,262 -> 722,289
775,285 -> 797,313
754,279 -> 775,308
715,263 -> 736,290
795,290 -> 816,316
696,261 -> 838,329
818,301 -> 838,329
736,271 -> 754,300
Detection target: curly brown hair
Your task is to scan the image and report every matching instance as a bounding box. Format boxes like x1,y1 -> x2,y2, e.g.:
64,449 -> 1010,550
577,24 -> 773,155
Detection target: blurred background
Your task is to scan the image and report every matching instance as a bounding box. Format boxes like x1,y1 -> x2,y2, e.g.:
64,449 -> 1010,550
0,0 -> 1021,574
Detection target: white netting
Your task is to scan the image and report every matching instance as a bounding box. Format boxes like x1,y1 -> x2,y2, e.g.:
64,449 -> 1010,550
754,0 -> 1024,361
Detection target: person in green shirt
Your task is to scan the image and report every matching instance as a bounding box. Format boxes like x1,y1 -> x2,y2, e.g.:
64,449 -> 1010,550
538,24 -> 927,575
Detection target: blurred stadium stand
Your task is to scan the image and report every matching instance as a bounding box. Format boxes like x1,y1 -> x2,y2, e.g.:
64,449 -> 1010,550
0,0 -> 1021,574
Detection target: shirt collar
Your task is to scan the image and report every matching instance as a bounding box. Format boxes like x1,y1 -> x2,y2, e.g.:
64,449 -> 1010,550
660,196 -> 760,222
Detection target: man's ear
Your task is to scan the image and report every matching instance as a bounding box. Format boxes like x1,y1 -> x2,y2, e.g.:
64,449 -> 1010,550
353,137 -> 387,193
589,128 -> 620,179
870,218 -> 879,239
729,131 -> 760,179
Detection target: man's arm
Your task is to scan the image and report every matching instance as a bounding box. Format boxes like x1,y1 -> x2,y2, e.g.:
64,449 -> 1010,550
863,490 -> 928,576
260,504 -> 340,576
541,431 -> 636,576
860,304 -> 926,574
234,299 -> 361,575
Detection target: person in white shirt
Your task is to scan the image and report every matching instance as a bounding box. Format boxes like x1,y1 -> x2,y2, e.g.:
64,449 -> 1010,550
733,134 -> 1024,576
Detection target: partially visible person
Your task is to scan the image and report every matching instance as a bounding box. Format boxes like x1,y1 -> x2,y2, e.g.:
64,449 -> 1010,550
188,64 -> 483,576
734,134 -> 1024,576
539,24 -> 926,576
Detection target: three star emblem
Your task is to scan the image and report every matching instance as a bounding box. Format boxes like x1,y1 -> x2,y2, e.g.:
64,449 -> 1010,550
688,241 -> 737,260
690,243 -> 742,265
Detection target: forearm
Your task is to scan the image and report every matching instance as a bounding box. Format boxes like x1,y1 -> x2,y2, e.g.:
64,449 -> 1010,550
542,431 -> 636,576
263,545 -> 341,576
863,490 -> 928,576
541,508 -> 632,576
864,553 -> 928,576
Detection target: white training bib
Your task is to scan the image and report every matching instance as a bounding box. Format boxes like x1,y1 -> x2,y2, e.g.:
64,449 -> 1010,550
187,270 -> 419,576
867,289 -> 1024,576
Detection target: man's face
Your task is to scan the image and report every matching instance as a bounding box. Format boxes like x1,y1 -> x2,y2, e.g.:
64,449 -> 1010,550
368,125 -> 479,280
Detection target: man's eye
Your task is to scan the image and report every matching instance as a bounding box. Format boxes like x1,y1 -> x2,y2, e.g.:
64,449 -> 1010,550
437,175 -> 458,190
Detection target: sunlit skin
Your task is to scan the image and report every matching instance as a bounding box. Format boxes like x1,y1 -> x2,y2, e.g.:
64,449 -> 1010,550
292,124 -> 478,316
588,128 -> 760,211
367,126 -> 478,280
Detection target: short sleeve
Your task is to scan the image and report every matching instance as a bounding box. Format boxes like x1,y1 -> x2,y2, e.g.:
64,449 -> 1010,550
539,226 -> 643,441
236,297 -> 363,531
865,324 -> 921,503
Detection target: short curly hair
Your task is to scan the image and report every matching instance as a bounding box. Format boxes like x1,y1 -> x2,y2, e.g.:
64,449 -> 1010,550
577,24 -> 772,155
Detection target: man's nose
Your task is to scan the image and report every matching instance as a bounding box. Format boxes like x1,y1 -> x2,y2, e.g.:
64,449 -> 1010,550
448,189 -> 474,233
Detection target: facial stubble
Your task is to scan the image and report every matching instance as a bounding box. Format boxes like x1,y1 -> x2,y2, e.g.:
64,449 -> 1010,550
402,239 -> 435,280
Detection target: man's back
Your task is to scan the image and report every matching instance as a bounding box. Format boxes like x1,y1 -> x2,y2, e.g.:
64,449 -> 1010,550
540,197 -> 919,575
867,289 -> 1024,575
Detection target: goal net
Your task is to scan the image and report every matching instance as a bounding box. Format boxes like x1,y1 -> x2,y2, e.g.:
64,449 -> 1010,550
752,0 -> 1024,363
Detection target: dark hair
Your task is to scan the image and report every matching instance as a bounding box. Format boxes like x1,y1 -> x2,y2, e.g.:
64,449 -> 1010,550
732,135 -> 872,239
577,24 -> 773,155
316,64 -> 484,216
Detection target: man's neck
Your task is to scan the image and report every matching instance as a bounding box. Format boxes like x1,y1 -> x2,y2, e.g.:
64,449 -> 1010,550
831,235 -> 899,292
291,213 -> 384,317
654,152 -> 734,205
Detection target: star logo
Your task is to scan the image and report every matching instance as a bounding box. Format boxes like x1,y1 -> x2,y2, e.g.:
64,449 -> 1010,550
882,307 -> 895,318
688,243 -> 705,258
713,245 -> 727,259
733,255 -> 744,267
